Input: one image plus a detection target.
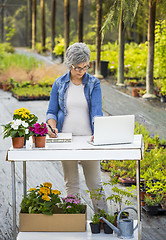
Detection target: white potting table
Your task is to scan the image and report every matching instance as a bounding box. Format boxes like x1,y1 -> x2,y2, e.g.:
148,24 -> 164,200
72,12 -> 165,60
6,135 -> 143,240
17,220 -> 138,240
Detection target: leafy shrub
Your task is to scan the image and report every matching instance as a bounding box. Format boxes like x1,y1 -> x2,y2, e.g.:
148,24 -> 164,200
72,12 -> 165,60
154,20 -> 166,79
0,42 -> 15,54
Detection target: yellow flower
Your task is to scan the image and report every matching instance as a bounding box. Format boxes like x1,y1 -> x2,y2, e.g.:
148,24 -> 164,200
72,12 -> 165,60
39,187 -> 50,195
38,190 -> 42,195
29,188 -> 36,191
51,190 -> 61,195
43,182 -> 52,188
42,195 -> 50,201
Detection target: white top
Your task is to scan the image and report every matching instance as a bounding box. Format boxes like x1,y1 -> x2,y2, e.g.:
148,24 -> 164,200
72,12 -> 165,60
62,81 -> 92,136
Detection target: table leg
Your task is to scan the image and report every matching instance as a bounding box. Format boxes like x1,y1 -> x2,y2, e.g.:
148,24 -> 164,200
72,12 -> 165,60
11,161 -> 16,240
136,160 -> 141,240
23,161 -> 27,197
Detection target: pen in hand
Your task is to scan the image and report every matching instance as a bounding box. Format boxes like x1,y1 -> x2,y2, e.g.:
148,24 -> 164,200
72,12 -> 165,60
47,124 -> 58,137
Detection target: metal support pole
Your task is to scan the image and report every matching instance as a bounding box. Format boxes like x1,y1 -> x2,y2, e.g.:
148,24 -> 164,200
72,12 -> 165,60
23,162 -> 27,197
136,160 -> 141,240
11,161 -> 16,240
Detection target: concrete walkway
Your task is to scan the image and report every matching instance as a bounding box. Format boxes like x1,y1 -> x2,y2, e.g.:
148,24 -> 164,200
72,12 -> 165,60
101,80 -> 166,139
0,49 -> 165,240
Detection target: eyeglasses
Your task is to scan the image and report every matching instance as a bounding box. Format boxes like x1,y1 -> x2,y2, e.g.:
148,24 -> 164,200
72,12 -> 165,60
71,65 -> 90,72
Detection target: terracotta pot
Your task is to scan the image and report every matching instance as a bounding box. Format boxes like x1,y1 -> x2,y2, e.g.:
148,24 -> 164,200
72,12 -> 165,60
141,200 -> 145,206
12,137 -> 24,148
140,191 -> 146,201
34,136 -> 46,148
132,88 -> 139,97
99,218 -> 104,229
2,84 -> 8,91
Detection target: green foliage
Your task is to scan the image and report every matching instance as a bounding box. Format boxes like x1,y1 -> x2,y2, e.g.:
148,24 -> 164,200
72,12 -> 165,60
144,194 -> 163,206
91,213 -> 100,224
154,20 -> 166,79
104,179 -> 136,211
142,147 -> 166,196
11,85 -> 52,98
105,213 -> 115,224
102,0 -> 139,35
160,83 -> 166,96
5,26 -> 16,42
90,42 -> 147,79
0,43 -> 15,54
53,36 -> 64,56
21,182 -> 61,215
1,120 -> 28,139
0,53 -> 40,72
101,122 -> 166,185
86,187 -> 106,201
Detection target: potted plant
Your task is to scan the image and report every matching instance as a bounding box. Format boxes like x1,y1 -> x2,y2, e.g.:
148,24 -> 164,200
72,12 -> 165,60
90,212 -> 101,234
1,119 -> 29,148
132,88 -> 139,97
103,213 -> 114,234
13,108 -> 38,140
20,182 -> 87,232
59,195 -> 86,214
104,179 -> 136,226
144,194 -> 162,215
29,122 -> 48,148
21,182 -> 61,215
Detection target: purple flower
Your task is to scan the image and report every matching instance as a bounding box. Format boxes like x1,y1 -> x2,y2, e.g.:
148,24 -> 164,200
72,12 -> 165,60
66,205 -> 71,209
73,199 -> 81,204
29,122 -> 48,136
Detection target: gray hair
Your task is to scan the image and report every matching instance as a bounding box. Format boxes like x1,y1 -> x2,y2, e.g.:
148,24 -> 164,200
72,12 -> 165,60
64,42 -> 91,68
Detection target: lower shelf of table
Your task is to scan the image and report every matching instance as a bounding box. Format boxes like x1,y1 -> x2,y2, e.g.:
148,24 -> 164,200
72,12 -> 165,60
17,220 -> 139,240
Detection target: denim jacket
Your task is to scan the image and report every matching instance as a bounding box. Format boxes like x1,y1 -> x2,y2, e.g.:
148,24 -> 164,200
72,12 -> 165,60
46,71 -> 103,134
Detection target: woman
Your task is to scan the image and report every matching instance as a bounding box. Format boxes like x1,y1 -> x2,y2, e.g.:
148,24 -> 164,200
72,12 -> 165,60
46,42 -> 107,212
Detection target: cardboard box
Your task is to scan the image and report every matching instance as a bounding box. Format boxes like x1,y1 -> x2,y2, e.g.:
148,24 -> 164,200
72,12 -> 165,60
19,210 -> 87,232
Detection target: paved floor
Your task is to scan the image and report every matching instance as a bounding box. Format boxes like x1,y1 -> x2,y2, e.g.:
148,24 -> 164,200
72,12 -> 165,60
0,49 -> 165,240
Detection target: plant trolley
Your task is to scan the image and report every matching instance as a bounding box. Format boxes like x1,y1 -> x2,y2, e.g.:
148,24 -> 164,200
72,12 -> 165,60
6,135 -> 143,240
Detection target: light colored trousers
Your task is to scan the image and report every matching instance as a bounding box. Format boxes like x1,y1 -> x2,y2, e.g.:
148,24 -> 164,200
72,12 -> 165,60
62,160 -> 108,213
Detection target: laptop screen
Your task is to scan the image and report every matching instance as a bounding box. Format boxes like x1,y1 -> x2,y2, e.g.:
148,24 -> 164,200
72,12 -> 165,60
93,115 -> 135,145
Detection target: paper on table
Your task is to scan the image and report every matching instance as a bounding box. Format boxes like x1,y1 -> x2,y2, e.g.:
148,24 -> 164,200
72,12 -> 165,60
46,133 -> 72,143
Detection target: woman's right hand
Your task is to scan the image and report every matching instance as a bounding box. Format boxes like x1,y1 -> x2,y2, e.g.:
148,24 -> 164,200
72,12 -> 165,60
48,127 -> 58,138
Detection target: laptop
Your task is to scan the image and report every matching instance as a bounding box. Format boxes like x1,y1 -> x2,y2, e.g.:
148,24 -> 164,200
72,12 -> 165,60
91,115 -> 135,145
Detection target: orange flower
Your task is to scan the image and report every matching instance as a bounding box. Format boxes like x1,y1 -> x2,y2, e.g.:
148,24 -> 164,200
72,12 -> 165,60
51,190 -> 61,195
29,188 -> 36,191
42,194 -> 50,201
43,182 -> 52,188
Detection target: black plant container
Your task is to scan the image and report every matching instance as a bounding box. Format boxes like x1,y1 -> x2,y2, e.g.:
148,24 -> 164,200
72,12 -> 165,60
161,94 -> 166,103
103,223 -> 113,234
90,222 -> 101,234
145,205 -> 159,215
